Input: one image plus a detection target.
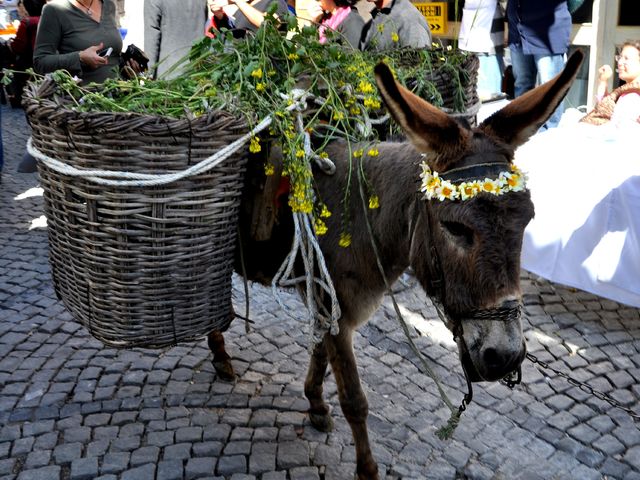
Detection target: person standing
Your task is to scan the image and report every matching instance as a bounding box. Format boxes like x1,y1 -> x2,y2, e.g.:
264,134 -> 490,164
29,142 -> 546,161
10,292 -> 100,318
34,0 -> 125,84
7,0 -> 44,108
144,0 -> 208,79
359,0 -> 432,51
305,0 -> 364,48
506,0 -> 571,129
458,0 -> 505,101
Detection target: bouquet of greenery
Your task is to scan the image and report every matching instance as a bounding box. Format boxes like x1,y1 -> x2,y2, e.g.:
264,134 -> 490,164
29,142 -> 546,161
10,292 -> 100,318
32,11 -> 477,235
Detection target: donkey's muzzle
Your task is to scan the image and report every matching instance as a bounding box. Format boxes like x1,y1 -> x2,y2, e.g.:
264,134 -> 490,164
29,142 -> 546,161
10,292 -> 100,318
457,301 -> 526,382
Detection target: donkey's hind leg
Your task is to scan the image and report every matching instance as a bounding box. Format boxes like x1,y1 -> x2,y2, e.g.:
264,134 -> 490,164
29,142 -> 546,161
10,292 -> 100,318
304,337 -> 333,432
326,328 -> 379,480
207,331 -> 235,381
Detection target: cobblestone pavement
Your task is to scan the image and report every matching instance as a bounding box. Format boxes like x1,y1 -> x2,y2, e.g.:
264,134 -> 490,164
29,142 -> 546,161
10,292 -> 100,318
1,103 -> 639,480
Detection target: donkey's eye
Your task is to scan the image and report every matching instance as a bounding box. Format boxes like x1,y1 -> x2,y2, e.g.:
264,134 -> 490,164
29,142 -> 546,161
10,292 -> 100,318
441,221 -> 474,247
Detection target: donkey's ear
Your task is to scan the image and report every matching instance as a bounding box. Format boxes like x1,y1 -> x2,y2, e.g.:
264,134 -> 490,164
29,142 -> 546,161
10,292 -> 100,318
374,62 -> 470,170
479,50 -> 584,148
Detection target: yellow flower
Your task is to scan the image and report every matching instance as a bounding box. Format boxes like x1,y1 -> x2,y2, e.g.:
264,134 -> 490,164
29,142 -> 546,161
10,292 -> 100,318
267,69 -> 276,77
353,149 -> 364,158
256,82 -> 266,92
251,68 -> 263,79
339,233 -> 352,248
249,137 -> 261,153
350,106 -> 361,115
314,218 -> 328,236
288,53 -> 299,60
377,23 -> 385,33
319,152 -> 329,159
333,111 -> 345,121
264,163 -> 275,176
368,195 -> 379,209
363,96 -> 381,110
391,32 -> 399,43
320,204 -> 331,218
357,80 -> 375,94
367,148 -> 379,157
296,149 -> 305,158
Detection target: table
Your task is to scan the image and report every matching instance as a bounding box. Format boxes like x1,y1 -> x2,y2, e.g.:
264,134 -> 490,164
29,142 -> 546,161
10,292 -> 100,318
516,123 -> 640,308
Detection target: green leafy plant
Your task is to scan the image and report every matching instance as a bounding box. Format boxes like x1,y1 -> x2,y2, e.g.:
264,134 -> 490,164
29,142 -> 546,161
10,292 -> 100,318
31,12 -> 476,238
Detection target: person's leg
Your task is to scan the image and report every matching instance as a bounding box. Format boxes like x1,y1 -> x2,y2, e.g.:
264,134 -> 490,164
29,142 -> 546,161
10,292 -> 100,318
509,46 -> 537,97
535,53 -> 567,129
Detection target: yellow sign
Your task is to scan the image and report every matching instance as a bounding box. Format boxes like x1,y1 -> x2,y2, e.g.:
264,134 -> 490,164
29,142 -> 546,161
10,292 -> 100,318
413,2 -> 448,36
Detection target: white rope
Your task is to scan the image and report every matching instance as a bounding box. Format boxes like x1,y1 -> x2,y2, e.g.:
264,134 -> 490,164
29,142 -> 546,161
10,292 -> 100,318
26,90 -> 310,188
271,212 -> 341,349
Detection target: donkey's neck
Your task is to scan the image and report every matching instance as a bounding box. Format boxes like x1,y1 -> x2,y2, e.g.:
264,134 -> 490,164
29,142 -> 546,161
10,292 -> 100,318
320,140 -> 423,289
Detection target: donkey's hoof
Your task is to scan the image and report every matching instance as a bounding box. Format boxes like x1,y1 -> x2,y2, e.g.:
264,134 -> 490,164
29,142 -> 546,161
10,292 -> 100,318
309,411 -> 334,432
356,462 -> 379,480
212,359 -> 235,382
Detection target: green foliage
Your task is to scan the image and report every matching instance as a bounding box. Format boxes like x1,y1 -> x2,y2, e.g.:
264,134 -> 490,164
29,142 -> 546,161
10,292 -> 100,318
36,15 -> 475,227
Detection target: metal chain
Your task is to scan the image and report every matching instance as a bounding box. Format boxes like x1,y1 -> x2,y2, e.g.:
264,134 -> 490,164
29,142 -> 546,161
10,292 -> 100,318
525,352 -> 640,421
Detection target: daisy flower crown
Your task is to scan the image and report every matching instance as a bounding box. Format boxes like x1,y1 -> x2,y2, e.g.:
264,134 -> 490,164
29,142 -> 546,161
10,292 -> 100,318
419,161 -> 528,202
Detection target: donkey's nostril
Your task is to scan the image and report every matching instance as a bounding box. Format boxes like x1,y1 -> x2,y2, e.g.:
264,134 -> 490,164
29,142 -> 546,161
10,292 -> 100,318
483,347 -> 504,368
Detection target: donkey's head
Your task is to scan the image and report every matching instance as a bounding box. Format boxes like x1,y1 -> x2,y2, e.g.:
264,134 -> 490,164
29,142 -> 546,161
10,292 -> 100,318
375,51 -> 583,382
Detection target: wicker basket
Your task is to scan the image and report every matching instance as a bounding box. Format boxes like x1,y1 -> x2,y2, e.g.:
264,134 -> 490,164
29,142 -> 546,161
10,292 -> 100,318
23,79 -> 249,349
402,51 -> 481,126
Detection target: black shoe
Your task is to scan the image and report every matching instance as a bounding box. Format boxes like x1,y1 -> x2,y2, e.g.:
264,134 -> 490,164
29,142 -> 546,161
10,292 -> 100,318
17,152 -> 37,173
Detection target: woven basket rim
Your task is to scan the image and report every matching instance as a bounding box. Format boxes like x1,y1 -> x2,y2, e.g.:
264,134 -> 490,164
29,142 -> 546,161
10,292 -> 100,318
23,77 -> 252,132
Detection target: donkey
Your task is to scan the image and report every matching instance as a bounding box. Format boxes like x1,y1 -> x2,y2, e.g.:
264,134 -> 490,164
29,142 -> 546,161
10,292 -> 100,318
209,51 -> 584,479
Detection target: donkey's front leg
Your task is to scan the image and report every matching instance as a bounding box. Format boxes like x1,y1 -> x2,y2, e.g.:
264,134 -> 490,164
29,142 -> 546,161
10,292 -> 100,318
304,338 -> 333,432
326,329 -> 379,480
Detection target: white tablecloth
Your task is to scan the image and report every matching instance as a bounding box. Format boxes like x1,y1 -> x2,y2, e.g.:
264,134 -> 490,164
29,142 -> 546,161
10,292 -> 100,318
515,123 -> 640,308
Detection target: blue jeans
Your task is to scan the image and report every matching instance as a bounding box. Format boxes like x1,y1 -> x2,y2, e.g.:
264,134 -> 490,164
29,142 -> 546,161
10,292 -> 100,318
510,47 -> 566,129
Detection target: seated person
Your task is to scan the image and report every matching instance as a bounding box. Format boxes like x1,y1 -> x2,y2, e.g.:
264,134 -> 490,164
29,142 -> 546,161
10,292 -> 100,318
359,0 -> 431,51
207,0 -> 289,34
305,0 -> 364,48
581,40 -> 640,126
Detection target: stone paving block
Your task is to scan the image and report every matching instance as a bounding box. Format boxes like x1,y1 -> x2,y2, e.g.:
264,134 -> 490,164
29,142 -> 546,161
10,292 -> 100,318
120,463 -> 155,480
175,426 -> 203,443
70,457 -> 98,480
130,446 -> 160,467
24,450 -> 50,469
185,440 -> 218,460
217,455 -> 247,476
624,445 -> 640,471
156,460 -> 184,480
277,441 -> 309,469
100,452 -> 130,475
52,443 -> 82,464
86,440 -> 109,458
249,452 -> 276,475
15,465 -> 61,480
0,459 -> 15,476
163,443 -> 192,461
261,472 -> 287,480
185,457 -> 217,480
